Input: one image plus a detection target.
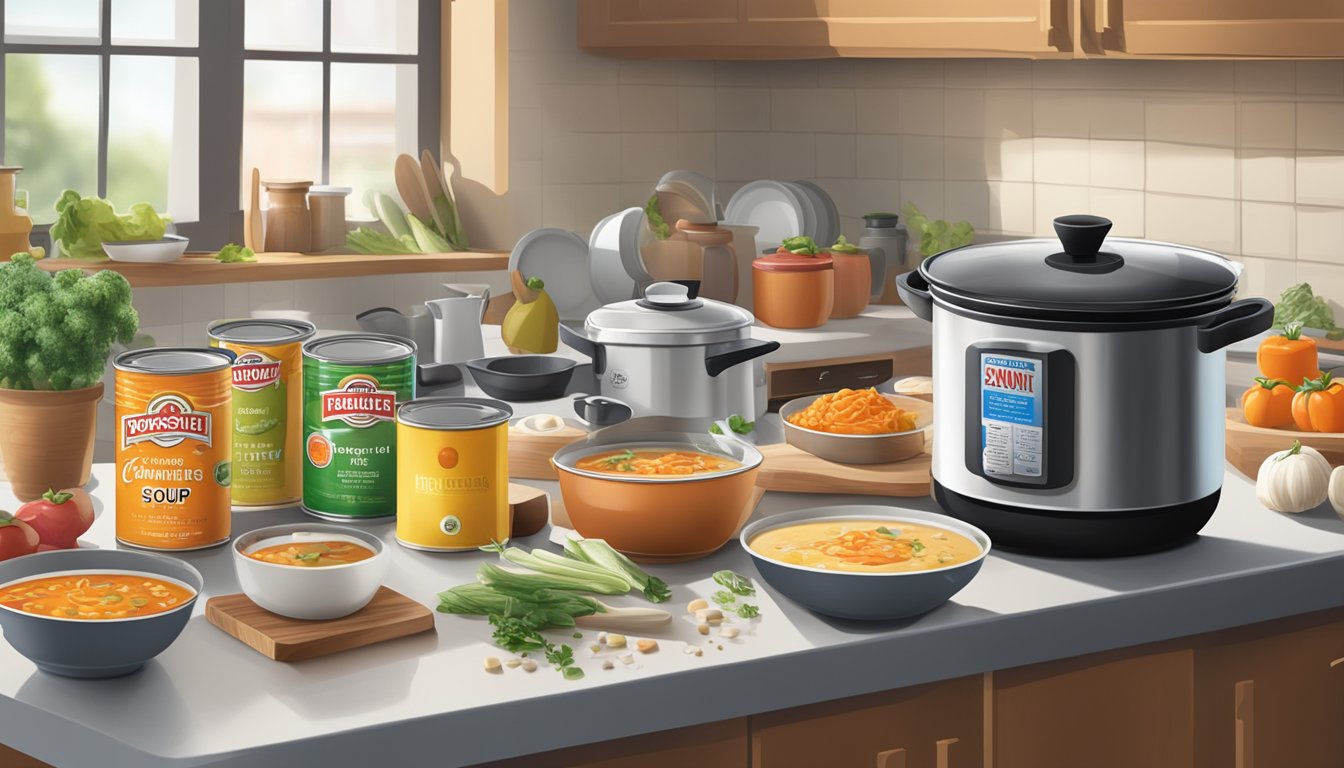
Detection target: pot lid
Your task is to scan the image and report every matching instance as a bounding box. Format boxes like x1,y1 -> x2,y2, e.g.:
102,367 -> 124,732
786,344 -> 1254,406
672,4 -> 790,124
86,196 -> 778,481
114,347 -> 235,374
863,212 -> 899,228
208,318 -> 316,346
398,397 -> 512,430
584,282 -> 754,345
303,333 -> 416,363
919,215 -> 1242,320
753,251 -> 834,272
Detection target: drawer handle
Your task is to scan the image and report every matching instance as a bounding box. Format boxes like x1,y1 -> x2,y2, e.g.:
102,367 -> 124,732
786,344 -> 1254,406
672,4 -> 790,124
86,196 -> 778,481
1236,679 -> 1255,768
937,737 -> 959,768
1330,657 -> 1344,668
875,747 -> 906,768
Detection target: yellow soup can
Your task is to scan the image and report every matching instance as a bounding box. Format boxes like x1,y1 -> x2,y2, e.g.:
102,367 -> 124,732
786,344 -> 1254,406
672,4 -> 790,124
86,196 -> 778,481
396,397 -> 512,551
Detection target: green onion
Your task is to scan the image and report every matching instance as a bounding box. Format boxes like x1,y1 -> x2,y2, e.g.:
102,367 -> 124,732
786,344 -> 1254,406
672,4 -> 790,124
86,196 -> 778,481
564,537 -> 672,603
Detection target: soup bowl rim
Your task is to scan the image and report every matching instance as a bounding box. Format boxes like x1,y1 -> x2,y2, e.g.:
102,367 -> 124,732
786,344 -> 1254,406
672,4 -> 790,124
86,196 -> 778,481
0,555 -> 202,624
233,523 -> 388,573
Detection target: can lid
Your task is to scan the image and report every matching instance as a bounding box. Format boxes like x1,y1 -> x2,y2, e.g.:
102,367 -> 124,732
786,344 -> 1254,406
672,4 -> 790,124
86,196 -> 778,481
303,333 -> 416,363
208,318 -> 316,346
398,397 -> 512,430
114,347 -> 236,374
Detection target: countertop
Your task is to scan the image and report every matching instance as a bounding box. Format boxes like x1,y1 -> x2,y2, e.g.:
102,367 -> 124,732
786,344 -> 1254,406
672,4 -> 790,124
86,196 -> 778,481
4,324 -> 1344,768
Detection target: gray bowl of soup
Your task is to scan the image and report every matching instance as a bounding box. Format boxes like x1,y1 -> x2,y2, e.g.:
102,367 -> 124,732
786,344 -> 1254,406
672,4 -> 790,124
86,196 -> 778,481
740,506 -> 990,621
0,549 -> 202,678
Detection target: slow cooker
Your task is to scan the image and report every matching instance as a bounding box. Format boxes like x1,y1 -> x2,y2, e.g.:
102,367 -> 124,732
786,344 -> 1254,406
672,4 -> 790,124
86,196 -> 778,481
897,215 -> 1273,556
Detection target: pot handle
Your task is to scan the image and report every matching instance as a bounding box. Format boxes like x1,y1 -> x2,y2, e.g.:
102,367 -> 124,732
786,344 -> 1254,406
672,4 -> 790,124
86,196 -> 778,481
1196,298 -> 1274,354
896,270 -> 933,322
704,338 -> 781,378
559,323 -> 605,375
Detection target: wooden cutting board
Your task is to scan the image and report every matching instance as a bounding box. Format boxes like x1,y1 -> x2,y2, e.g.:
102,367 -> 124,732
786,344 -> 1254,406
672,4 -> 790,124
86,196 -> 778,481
508,421 -> 588,480
206,587 -> 434,662
1225,407 -> 1344,480
508,482 -> 550,538
755,442 -> 932,497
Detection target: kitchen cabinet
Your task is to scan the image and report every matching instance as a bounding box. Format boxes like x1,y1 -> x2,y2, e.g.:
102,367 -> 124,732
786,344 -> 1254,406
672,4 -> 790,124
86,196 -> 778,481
578,0 -> 1074,59
749,675 -> 983,768
469,719 -> 749,768
1086,0 -> 1344,58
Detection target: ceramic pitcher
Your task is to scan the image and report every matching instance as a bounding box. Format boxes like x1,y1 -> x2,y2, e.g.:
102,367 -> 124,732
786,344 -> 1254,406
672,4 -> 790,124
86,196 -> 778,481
424,284 -> 491,363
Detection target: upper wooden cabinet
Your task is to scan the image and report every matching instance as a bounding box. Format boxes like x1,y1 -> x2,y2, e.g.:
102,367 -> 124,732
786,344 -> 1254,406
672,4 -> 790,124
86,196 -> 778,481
577,0 -> 1075,59
1087,0 -> 1344,57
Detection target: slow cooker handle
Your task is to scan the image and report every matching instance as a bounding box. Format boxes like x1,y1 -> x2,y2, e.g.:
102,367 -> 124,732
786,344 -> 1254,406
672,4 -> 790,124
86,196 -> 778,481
704,338 -> 781,378
896,270 -> 933,321
1196,298 -> 1274,354
559,323 -> 606,375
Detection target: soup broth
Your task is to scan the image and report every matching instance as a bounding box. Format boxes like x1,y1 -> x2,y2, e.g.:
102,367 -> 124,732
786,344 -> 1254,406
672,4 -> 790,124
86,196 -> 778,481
246,539 -> 376,567
575,448 -> 741,477
750,519 -> 981,573
0,572 -> 195,619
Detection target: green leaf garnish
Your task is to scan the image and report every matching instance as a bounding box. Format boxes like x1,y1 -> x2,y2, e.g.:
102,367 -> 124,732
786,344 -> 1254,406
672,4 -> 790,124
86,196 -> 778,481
712,570 -> 755,597
874,526 -> 901,539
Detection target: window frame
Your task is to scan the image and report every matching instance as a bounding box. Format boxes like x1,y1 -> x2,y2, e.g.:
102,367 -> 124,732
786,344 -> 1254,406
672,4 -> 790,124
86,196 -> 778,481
0,0 -> 441,250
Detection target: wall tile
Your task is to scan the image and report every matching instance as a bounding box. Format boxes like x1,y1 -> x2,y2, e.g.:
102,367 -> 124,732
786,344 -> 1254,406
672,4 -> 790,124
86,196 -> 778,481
180,286 -> 225,323
769,133 -> 817,179
852,178 -> 903,220
676,61 -> 716,87
1034,138 -> 1090,186
510,107 -> 543,163
1088,95 -> 1144,141
676,87 -> 715,132
896,60 -> 945,89
715,88 -> 771,131
1145,99 -> 1236,146
136,324 -> 183,348
1296,151 -> 1344,207
716,132 -> 772,181
898,88 -> 944,135
1240,102 -> 1295,150
619,132 -> 678,185
1145,143 -> 1236,199
900,180 -> 944,219
901,135 -> 944,181
1145,193 -> 1237,253
618,59 -> 680,86
1237,256 -> 1298,301
541,85 -> 619,132
676,133 -> 717,176
1296,103 -> 1344,152
1034,184 -> 1090,234
855,89 -> 901,134
542,132 -> 620,184
771,89 -> 856,133
1296,61 -> 1344,96
944,181 -> 990,229
1240,201 -> 1295,261
815,134 -> 857,179
293,278 -> 367,316
1239,151 -> 1295,204
716,60 -> 819,89
987,181 -> 1034,234
618,85 -> 678,132
1090,188 -> 1144,237
983,89 -> 1032,139
944,138 -> 987,181
943,88 -> 986,138
851,59 -> 908,90
944,60 -> 989,90
1296,262 -> 1344,308
248,281 -> 294,312
132,287 -> 183,327
985,60 -> 1033,89
817,59 -> 858,89
1032,61 -> 1092,91
993,137 -> 1034,182
1234,61 -> 1296,94
1089,139 -> 1145,190
1033,91 -> 1089,139
854,134 -> 900,179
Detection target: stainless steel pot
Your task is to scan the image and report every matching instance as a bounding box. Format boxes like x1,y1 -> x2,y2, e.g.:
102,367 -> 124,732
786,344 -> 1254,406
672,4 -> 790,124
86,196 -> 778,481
898,215 -> 1273,556
560,282 -> 780,422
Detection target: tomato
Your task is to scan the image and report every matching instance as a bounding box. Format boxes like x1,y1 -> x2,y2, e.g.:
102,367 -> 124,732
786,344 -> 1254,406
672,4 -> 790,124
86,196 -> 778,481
15,488 -> 94,549
1258,323 -> 1320,387
0,511 -> 40,561
1292,372 -> 1344,433
1242,377 -> 1296,428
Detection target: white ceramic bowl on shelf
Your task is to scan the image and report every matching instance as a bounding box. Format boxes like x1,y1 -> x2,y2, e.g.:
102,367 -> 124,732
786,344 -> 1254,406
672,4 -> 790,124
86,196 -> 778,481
102,235 -> 189,263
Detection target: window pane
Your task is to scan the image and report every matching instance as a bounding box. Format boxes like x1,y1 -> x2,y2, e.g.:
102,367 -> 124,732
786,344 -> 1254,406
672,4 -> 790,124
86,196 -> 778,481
107,56 -> 199,222
330,63 -> 418,211
112,0 -> 199,47
3,54 -> 99,225
4,0 -> 100,43
331,0 -> 417,54
242,60 -> 322,208
244,0 -> 322,52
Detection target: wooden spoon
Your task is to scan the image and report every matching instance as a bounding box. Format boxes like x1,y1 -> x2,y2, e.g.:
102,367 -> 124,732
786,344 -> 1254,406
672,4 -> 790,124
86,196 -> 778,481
244,168 -> 263,252
393,153 -> 440,231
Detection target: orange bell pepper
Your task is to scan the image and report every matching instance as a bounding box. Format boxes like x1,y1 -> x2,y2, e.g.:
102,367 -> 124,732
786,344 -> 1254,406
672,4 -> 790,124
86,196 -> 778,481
1258,323 -> 1320,387
1241,377 -> 1295,428
1292,372 -> 1344,433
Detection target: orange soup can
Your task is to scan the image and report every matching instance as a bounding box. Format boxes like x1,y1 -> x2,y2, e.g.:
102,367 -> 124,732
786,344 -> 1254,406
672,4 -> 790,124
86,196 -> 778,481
396,397 -> 512,551
115,347 -> 235,551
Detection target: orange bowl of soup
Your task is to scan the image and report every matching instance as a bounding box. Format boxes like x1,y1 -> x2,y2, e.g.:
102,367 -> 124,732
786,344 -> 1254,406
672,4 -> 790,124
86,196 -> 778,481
0,548 -> 202,678
552,417 -> 763,561
233,523 -> 389,620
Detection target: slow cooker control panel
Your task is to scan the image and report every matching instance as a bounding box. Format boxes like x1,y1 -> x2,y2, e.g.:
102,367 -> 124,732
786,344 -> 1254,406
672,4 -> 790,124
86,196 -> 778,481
963,344 -> 1075,490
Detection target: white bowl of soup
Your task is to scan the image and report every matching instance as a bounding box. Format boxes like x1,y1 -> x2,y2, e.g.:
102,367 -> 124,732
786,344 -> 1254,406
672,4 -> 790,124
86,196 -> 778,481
0,548 -> 202,678
740,506 -> 991,621
233,523 -> 389,620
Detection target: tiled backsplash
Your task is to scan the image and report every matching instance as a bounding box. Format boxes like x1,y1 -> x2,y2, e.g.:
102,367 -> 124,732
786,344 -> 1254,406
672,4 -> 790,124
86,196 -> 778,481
500,0 -> 1344,306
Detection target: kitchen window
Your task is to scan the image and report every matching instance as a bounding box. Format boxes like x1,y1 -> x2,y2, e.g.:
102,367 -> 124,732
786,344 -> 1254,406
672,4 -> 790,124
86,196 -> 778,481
0,0 -> 441,248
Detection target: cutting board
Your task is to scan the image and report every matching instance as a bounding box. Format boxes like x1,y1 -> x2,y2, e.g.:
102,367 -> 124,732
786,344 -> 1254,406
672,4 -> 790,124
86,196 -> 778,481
508,421 -> 588,480
1225,407 -> 1344,480
509,482 -> 550,538
206,587 -> 434,662
755,442 -> 932,496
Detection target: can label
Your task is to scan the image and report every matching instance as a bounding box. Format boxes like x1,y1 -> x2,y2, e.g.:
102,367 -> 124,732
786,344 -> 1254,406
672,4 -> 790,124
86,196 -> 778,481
396,420 -> 509,550
212,341 -> 304,507
303,360 -> 414,519
116,368 -> 231,550
980,353 -> 1044,480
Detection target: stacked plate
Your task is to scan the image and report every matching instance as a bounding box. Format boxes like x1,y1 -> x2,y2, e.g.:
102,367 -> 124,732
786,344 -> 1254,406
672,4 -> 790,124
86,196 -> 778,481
722,180 -> 838,251
509,228 -> 599,321
588,207 -> 654,304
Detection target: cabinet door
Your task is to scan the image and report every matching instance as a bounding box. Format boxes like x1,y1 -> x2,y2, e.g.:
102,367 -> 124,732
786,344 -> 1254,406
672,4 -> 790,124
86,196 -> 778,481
992,649 -> 1195,768
1091,0 -> 1344,57
750,675 -> 983,768
469,718 -> 748,768
1194,617 -> 1344,768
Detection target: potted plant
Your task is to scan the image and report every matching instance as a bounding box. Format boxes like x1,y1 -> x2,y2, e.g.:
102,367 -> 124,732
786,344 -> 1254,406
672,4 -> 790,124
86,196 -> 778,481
0,253 -> 138,500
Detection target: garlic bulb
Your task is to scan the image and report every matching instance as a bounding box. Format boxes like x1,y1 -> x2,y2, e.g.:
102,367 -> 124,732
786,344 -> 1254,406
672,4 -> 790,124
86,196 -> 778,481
1328,466 -> 1344,520
1256,440 -> 1331,514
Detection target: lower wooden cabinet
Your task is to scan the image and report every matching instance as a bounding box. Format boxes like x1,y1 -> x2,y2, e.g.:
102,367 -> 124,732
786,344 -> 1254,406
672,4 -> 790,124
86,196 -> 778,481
469,718 -> 748,768
750,675 -> 983,768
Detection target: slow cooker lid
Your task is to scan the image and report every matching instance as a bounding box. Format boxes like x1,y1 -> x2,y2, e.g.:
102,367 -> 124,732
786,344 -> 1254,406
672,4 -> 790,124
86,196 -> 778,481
920,215 -> 1241,319
585,282 -> 753,345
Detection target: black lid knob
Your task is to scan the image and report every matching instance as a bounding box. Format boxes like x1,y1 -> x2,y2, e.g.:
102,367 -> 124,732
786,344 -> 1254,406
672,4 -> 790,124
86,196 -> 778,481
1053,215 -> 1112,259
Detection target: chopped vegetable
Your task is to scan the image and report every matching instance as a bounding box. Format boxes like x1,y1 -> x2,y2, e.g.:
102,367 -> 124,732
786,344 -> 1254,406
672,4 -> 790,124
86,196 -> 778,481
436,577 -> 604,629
712,570 -> 756,597
645,194 -> 670,240
902,202 -> 974,261
1273,283 -> 1344,340
710,414 -> 755,436
1241,377 -> 1295,428
50,190 -> 170,261
563,536 -> 671,603
214,243 -> 256,263
829,235 -> 862,254
526,276 -> 544,291
735,604 -> 760,619
780,235 -> 820,255
1257,322 -> 1319,386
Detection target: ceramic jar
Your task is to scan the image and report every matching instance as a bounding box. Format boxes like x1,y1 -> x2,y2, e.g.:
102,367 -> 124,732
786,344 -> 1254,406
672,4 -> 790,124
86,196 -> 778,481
263,180 -> 313,253
0,166 -> 32,261
676,220 -> 737,304
308,185 -> 350,252
752,251 -> 834,329
829,249 -> 872,319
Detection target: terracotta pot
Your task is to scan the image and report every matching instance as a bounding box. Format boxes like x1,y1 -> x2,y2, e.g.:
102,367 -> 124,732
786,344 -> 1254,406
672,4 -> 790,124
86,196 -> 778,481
752,251 -> 834,329
0,383 -> 102,501
830,250 -> 872,318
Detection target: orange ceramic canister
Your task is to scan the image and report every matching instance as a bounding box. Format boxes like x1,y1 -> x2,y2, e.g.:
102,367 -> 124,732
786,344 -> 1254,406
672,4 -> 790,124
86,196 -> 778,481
752,251 -> 834,329
396,397 -> 512,551
115,348 -> 235,551
828,245 -> 872,319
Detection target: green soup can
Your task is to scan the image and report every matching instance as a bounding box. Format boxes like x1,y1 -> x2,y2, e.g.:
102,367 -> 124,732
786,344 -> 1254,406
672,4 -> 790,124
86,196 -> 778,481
301,333 -> 416,521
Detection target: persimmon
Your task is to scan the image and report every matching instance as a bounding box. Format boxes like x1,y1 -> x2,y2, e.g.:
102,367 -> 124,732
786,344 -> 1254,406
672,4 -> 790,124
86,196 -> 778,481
1258,322 -> 1320,387
1242,377 -> 1295,428
1292,372 -> 1344,433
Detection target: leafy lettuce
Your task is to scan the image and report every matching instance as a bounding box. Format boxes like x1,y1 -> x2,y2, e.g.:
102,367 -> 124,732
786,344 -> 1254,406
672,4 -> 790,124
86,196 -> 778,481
50,190 -> 170,261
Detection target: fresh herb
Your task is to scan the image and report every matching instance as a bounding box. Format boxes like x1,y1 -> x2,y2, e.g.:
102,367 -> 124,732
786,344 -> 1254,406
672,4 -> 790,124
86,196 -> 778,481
545,642 -> 584,680
562,667 -> 586,681
712,570 -> 755,597
645,194 -> 671,240
734,604 -> 760,619
1273,283 -> 1344,340
437,578 -> 603,627
293,551 -> 322,562
710,415 -> 755,436
214,243 -> 256,263
488,614 -> 548,653
781,235 -> 820,255
902,202 -> 974,261
526,276 -> 545,291
711,590 -> 738,607
563,537 -> 672,603
572,632 -> 582,639
911,539 -> 926,554
600,450 -> 636,466
874,526 -> 902,539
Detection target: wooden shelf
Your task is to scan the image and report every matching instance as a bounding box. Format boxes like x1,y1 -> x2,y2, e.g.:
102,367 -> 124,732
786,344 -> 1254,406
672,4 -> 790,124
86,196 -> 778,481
37,250 -> 510,288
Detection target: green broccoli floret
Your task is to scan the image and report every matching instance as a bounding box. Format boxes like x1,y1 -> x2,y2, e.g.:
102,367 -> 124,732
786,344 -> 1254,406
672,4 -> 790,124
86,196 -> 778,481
0,253 -> 139,390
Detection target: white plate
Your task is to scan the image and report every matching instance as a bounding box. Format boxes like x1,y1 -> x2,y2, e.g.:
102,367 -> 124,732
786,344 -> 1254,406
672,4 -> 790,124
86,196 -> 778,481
589,208 -> 652,304
793,180 -> 839,246
723,180 -> 807,251
784,182 -> 819,243
509,228 -> 594,319
657,170 -> 716,217
102,235 -> 189,263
